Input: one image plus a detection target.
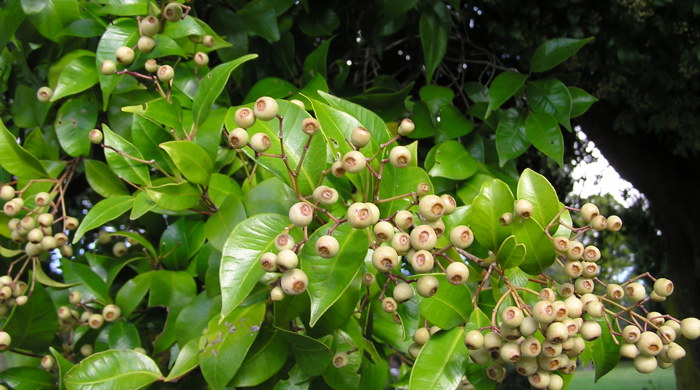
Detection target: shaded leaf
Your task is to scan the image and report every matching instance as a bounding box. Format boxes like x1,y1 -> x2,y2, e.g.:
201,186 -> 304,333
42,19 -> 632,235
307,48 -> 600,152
0,118 -> 49,179
73,195 -> 134,243
524,111 -> 564,167
428,140 -> 477,180
527,78 -> 572,130
495,108 -> 530,166
419,275 -> 472,329
497,235 -> 526,269
512,217 -> 556,275
102,124 -> 152,186
84,159 -> 129,198
487,71 -> 527,114
64,349 -> 163,390
531,37 -> 594,73
467,179 -> 514,251
2,283 -> 57,353
408,327 -> 468,390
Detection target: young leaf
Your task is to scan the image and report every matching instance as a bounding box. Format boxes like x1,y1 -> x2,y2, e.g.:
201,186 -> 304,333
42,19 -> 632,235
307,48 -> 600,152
512,217 -> 556,275
517,168 -> 561,229
419,275 -> 473,329
408,327 -> 468,390
0,118 -> 49,179
51,54 -> 98,101
73,195 -> 134,243
64,350 -> 163,390
84,159 -> 129,198
526,78 -> 573,131
102,124 -> 152,186
531,37 -> 594,73
524,111 -> 564,167
487,71 -> 528,115
428,140 -> 477,180
160,141 -> 214,185
498,235 -> 527,269
467,179 -> 514,251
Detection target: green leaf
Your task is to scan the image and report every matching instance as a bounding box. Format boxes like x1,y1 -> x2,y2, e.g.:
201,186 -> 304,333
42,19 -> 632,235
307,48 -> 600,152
115,272 -> 153,317
208,173 -> 243,207
420,85 -> 454,115
569,86 -> 598,118
0,1 -> 25,51
378,166 -> 431,216
467,179 -> 514,251
301,223 -> 370,326
592,317 -> 621,381
517,168 -> 561,230
20,0 -> 80,41
229,328 -> 289,387
408,327 -> 468,390
174,291 -> 220,346
146,181 -> 202,211
192,54 -> 258,128
34,262 -> 81,288
107,321 -> 141,350
205,196 -> 247,252
419,275 -> 472,329
439,105 -> 474,139
12,84 -> 48,128
62,259 -> 110,303
99,0 -> 148,16
487,71 -> 527,114
51,54 -> 98,101
531,37 -> 594,73
244,177 -> 297,216
495,108 -> 530,166
102,124 -> 152,186
50,346 -> 75,390
150,271 -> 197,352
220,214 -> 290,318
124,97 -> 183,137
0,367 -> 55,390
512,218 -> 556,275
302,38 -> 332,83
524,111 -> 564,167
318,91 -> 392,144
129,190 -> 155,220
244,77 -> 299,103
64,349 -> 163,390
419,4 -> 448,82
428,140 -> 477,180
497,235 -> 526,269
239,0 -> 280,42
159,217 -> 206,270
84,160 -> 129,198
277,327 -> 333,376
165,338 -> 199,381
160,141 -> 213,185
73,195 -> 134,243
96,18 -> 139,109
0,118 -> 49,178
2,283 -> 57,353
527,78 -> 572,130
199,302 -> 266,390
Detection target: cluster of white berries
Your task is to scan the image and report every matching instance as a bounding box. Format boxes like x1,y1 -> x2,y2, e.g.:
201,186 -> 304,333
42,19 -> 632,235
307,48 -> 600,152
260,233 -> 308,300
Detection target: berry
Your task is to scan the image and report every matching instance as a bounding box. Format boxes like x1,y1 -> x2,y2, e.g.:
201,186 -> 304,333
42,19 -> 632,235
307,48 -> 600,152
657,325 -> 676,344
312,185 -> 338,205
520,317 -> 538,336
40,236 -> 57,251
250,133 -> 271,153
464,330 -> 484,350
620,343 -> 640,359
565,240 -> 584,260
646,311 -> 665,327
113,242 -> 127,257
24,242 -> 42,257
193,51 -> 209,67
538,288 -> 556,302
275,233 -> 295,251
37,86 -> 53,102
382,297 -> 398,313
681,317 -> 700,340
520,336 -> 541,358
0,186 -> 15,201
342,150 -> 366,173
418,195 -> 444,221
427,219 -> 445,237
499,212 -> 514,226
445,262 -> 469,285
163,2 -> 183,21
552,236 -> 569,252
362,272 -> 375,286
408,343 -> 422,358
234,107 -> 256,129
65,216 -> 79,230
528,371 -> 550,389
301,118 -> 320,135
389,146 -> 411,168
228,128 -> 249,148
410,225 -> 437,250
101,60 -> 117,75
393,282 -> 414,302
607,283 -> 624,300
332,352 -> 348,368
416,275 -> 439,297
393,210 -> 414,230
330,161 -> 345,177
607,215 -> 623,231
28,228 -> 44,243
583,245 -> 601,262
546,322 -> 567,343
625,282 -> 646,302
137,36 -> 156,53
14,295 -> 27,306
390,232 -> 410,254
202,35 -> 215,48
88,313 -> 105,329
288,202 -> 313,227
103,304 -> 121,322
449,225 -> 474,249
590,215 -> 607,231
411,250 -> 434,273
54,232 -> 69,247
277,249 -> 299,270
398,118 -> 415,136
270,286 -> 284,301
416,183 -> 431,197
440,194 -> 456,215
470,347 -> 491,365
140,15 -> 161,36
289,99 -> 305,109
89,129 -> 103,144
41,355 -> 54,370
414,327 -> 431,345
3,200 -> 21,217
367,201 -> 380,223
116,46 -> 135,65
372,246 -> 398,272
0,331 -> 11,351
316,235 -> 339,258
260,252 -> 278,272
157,65 -> 175,82
254,96 -> 278,121
581,320 -> 602,341
80,344 -> 93,356
574,277 -> 594,294
486,364 -> 506,382
653,278 -> 674,297
582,261 -> 599,278
501,306 -> 524,328
68,291 -> 81,305
350,126 -> 371,148
499,341 -> 521,363
532,301 -> 555,324
580,203 -> 599,223
514,199 -> 533,219
346,202 -> 372,229
280,268 -> 308,295
633,355 -> 657,373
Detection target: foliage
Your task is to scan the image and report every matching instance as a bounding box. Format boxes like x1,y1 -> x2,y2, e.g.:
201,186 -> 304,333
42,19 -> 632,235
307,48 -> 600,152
0,1 -> 696,390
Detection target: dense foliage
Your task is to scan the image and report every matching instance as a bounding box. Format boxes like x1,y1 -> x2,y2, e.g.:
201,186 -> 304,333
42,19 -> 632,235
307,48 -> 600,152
0,1 -> 698,389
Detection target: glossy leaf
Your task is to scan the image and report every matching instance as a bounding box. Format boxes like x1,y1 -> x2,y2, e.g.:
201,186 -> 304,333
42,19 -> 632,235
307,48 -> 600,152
115,272 -> 153,317
512,217 -> 556,275
527,78 -> 572,130
420,85 -> 454,115
64,349 -> 163,390
107,321 -> 141,350
378,166 -> 431,216
96,18 -> 139,109
0,118 -> 49,178
99,0 -> 148,15
531,37 -> 594,73
199,302 -> 266,390
301,223 -> 370,326
569,86 -> 598,118
319,91 -> 392,144
165,338 -> 199,381
487,71 -> 527,114
20,0 -> 80,41
160,141 -> 213,185
0,1 -> 25,51
220,214 -> 290,318
159,218 -> 207,270
244,177 -> 297,216
495,108 -> 530,166
105,231 -> 157,260
2,283 -> 57,353
428,140 -> 477,180
205,195 -> 247,251
84,159 -> 129,197
146,181 -> 202,211
591,317 -> 621,381
467,179 -> 514,251
419,275 -> 472,329
192,54 -> 258,128
50,346 -> 75,390
34,262 -> 81,288
244,77 -> 299,102
229,328 -> 289,387
174,291 -> 220,346
277,327 -> 333,376
62,260 -> 110,303
419,4 -> 448,82
408,327 -> 468,390
0,367 -> 55,390
439,105 -> 474,139
124,97 -> 183,137
517,168 -> 561,229
73,195 -> 134,243
524,111 -> 564,167
239,1 -> 280,42
102,124 -> 152,186
497,235 -> 526,269
51,54 -> 98,101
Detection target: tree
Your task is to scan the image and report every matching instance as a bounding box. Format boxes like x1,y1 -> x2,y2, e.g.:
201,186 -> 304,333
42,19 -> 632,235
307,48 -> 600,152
0,1 -> 698,389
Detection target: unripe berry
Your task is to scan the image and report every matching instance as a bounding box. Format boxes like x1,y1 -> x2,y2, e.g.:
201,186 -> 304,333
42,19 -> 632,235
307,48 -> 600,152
516,357 -> 539,376
382,297 -> 398,313
552,236 -> 569,252
653,278 -> 674,297
65,216 -> 79,230
40,236 -> 57,251
80,344 -> 93,356
528,371 -> 550,389
408,343 -> 422,358
101,60 -> 117,75
103,304 -> 121,322
57,306 -> 72,320
445,262 -> 469,285
438,195 -> 456,216
250,133 -> 271,153
398,118 -> 415,136
37,86 -> 53,102
362,272 -> 375,286
416,275 -> 439,297
532,301 -> 555,324
565,240 -> 584,260
393,282 -> 414,303
499,212 -> 513,226
115,46 -> 135,65
228,128 -> 249,148
288,202 -> 313,227
418,195 -> 444,221
542,340 -> 563,358
394,210 -> 413,230
270,286 -> 285,301
499,341 -> 521,363
202,35 -> 215,48
342,150 -> 366,173
372,246 -> 398,272
449,225 -> 474,249
312,185 -> 338,205
582,261 -> 599,278
260,252 -> 278,272
606,283 -> 624,300
0,331 -> 11,351
25,242 -> 42,257
410,225 -> 437,250
68,290 -> 82,305
520,317 -> 538,336
14,295 -> 27,306
232,108 -> 255,129
389,146 -> 411,168
552,301 -> 568,321
88,313 -> 105,329
41,355 -> 54,370
296,118 -> 319,136
647,311 -> 665,327
346,202 -> 372,229
625,282 -> 646,302
426,219 -> 445,237
514,199 -> 533,219
633,355 -> 657,373
137,36 -> 156,53
391,232 -> 411,254
275,233 -> 295,251
574,277 -> 594,294
3,199 -> 21,217
665,342 -> 686,361
253,96 -> 278,121
581,320 -> 602,341
89,129 -> 104,144
464,330 -> 484,350
414,327 -> 431,345
34,192 -> 51,207
316,235 -> 339,258
657,325 -> 676,344
637,331 -> 663,356
589,215 -> 607,231
483,331 -> 503,351
650,291 -> 666,302
620,343 -> 640,359
580,203 -> 599,223
546,322 -> 567,343
157,65 -> 175,82
622,325 -> 642,343
607,215 -> 622,232
470,347 -> 490,365
501,306 -> 524,328
54,232 -> 69,247
520,336 -> 542,358
280,268 -> 308,295
140,15 -> 161,36
113,241 -> 127,257
0,185 -> 15,201
486,364 -> 506,382
332,352 -> 348,368
366,202 -> 382,223
583,245 -> 601,262
277,249 -> 299,271
28,228 -> 44,243
681,317 -> 700,340
142,59 -> 158,73
330,161 -> 345,177
350,127 -> 371,148
163,2 -> 183,21
564,260 -> 583,278
411,250 -> 434,273
500,325 -> 521,341
586,301 -> 605,318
